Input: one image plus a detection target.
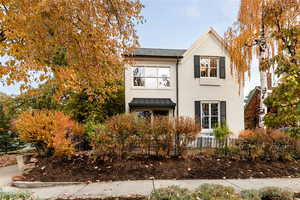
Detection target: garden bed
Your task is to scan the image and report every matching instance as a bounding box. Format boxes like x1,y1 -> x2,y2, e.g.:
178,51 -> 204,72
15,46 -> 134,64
22,153 -> 300,182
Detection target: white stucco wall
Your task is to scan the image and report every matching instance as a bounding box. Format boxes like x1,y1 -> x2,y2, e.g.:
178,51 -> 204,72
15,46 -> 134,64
125,58 -> 177,113
178,32 -> 244,136
125,30 -> 245,137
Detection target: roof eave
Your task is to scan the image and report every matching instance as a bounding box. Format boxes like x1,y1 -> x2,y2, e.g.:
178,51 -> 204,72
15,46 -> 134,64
125,55 -> 183,59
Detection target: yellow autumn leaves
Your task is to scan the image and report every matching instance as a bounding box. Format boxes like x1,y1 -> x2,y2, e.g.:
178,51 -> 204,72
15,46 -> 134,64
0,0 -> 143,101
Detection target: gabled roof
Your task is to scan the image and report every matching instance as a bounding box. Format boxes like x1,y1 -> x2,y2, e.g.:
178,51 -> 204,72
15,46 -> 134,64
131,48 -> 186,58
182,27 -> 226,59
208,27 -> 226,47
126,27 -> 225,59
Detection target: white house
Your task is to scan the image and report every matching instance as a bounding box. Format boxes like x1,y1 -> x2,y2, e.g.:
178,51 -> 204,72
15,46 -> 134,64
125,28 -> 244,137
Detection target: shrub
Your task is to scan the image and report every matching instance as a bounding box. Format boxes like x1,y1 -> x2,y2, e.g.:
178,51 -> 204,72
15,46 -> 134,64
266,129 -> 295,161
91,123 -> 112,160
0,190 -> 38,200
238,128 -> 266,160
213,122 -> 232,141
239,129 -> 254,138
83,120 -> 105,150
226,145 -> 244,160
295,139 -> 300,159
149,186 -> 295,200
149,116 -> 174,157
173,117 -> 200,156
213,122 -> 232,156
85,121 -> 104,140
259,187 -> 294,200
193,184 -> 241,200
107,114 -> 140,156
237,128 -> 298,161
240,189 -> 261,200
288,126 -> 300,139
135,116 -> 152,155
13,110 -> 84,156
149,185 -> 193,200
91,114 -> 142,159
91,114 -> 199,159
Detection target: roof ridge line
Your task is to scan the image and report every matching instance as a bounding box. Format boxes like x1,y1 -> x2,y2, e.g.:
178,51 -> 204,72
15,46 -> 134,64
137,47 -> 187,50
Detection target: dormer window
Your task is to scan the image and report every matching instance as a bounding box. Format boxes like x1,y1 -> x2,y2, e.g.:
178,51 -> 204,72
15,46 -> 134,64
200,57 -> 218,78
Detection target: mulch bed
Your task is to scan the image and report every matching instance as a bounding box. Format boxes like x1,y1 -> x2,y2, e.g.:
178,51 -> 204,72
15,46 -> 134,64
23,153 -> 300,182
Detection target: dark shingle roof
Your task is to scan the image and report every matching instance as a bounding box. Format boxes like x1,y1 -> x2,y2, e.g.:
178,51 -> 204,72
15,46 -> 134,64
244,86 -> 261,109
131,48 -> 186,58
129,98 -> 176,108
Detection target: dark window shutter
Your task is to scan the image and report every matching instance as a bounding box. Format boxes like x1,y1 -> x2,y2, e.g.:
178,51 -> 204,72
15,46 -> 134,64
195,101 -> 201,127
194,55 -> 200,78
219,57 -> 226,79
220,101 -> 226,125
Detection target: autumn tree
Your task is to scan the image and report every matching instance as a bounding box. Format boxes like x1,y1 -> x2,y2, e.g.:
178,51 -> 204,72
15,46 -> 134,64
61,82 -> 125,123
225,0 -> 299,127
13,110 -> 84,156
5,81 -> 124,124
4,84 -> 61,118
0,0 -> 143,101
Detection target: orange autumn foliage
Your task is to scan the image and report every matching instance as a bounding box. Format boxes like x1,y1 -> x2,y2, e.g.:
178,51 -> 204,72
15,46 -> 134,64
224,0 -> 299,87
91,114 -> 200,159
237,128 -> 298,161
239,129 -> 255,138
0,0 -> 143,101
13,110 -> 84,156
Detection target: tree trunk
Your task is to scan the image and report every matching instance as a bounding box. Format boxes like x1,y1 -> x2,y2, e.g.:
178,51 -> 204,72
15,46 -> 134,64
258,0 -> 268,128
259,71 -> 268,128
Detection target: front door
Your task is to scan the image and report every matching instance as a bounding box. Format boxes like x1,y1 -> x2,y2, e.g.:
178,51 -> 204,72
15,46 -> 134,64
153,110 -> 169,116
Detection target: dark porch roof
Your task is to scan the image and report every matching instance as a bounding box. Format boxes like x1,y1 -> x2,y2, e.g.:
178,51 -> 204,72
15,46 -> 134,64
129,98 -> 176,109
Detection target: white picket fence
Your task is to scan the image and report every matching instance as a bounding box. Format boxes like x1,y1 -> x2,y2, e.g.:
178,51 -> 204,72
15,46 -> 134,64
189,135 -> 238,149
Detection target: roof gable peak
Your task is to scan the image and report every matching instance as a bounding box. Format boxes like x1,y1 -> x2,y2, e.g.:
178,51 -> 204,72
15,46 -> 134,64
182,27 -> 226,59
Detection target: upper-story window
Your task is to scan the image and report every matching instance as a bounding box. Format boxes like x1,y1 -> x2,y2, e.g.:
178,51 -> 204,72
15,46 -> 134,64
200,57 -> 218,78
133,67 -> 170,89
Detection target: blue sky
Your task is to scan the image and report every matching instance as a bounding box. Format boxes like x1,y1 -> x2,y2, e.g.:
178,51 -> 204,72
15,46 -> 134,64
0,0 -> 260,97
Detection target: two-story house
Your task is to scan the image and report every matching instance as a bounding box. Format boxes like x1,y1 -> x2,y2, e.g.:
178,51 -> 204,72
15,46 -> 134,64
125,28 -> 244,137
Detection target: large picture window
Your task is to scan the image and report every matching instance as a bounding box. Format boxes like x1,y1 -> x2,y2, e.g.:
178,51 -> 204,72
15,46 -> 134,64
201,102 -> 219,129
133,67 -> 170,88
200,57 -> 218,78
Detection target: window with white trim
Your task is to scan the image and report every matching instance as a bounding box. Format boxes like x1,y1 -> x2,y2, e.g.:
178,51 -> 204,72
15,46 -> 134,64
200,57 -> 218,77
133,67 -> 170,88
201,102 -> 219,129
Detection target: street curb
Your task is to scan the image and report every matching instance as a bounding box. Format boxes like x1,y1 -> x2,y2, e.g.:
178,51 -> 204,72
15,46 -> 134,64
12,181 -> 84,188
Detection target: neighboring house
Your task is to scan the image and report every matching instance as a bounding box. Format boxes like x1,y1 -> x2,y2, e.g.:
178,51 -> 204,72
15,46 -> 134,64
124,28 -> 244,137
244,86 -> 261,129
244,73 -> 273,129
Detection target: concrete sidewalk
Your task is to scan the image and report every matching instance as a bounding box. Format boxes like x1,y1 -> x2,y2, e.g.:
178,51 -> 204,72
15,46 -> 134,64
1,178 -> 300,199
0,165 -> 20,187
